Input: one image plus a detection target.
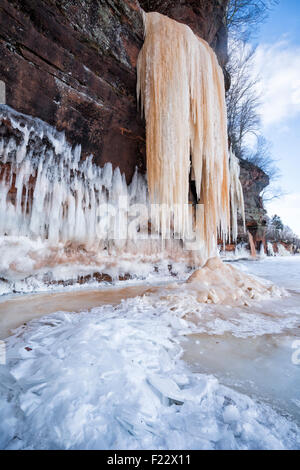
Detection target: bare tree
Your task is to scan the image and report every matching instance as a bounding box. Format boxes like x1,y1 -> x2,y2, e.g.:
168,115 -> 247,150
261,184 -> 286,203
244,136 -> 279,179
226,1 -> 281,186
226,40 -> 260,159
226,1 -> 285,206
226,39 -> 283,202
226,0 -> 279,41
245,136 -> 285,202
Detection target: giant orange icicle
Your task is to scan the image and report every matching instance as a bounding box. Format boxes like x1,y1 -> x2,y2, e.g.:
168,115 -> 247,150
137,11 -> 231,260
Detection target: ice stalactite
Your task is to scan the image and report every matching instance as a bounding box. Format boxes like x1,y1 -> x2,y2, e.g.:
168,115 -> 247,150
248,232 -> 257,258
277,243 -> 291,256
137,12 -> 230,260
267,242 -> 275,257
0,106 -> 148,250
229,148 -> 245,241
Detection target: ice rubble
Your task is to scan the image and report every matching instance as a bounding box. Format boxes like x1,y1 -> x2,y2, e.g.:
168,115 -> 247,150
0,5 -> 297,453
0,293 -> 299,450
186,257 -> 283,306
143,257 -> 285,311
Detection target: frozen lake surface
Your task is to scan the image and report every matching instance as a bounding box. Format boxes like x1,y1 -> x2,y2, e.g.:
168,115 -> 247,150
0,256 -> 299,449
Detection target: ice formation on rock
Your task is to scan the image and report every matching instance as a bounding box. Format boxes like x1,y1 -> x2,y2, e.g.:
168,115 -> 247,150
0,106 -> 148,250
248,231 -> 257,258
137,12 -> 231,259
229,149 -> 245,241
267,242 -> 275,257
0,106 -> 198,289
0,12 -> 247,285
267,242 -> 291,257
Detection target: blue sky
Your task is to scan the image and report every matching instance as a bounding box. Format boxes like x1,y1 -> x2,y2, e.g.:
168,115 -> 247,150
251,0 -> 300,235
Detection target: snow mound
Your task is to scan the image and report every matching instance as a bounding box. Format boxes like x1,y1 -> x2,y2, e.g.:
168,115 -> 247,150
186,257 -> 284,305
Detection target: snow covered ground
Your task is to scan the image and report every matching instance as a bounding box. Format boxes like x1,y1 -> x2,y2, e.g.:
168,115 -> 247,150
0,257 -> 300,450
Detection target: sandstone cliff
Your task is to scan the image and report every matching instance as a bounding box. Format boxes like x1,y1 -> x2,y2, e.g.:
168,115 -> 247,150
0,0 -> 228,182
0,0 -> 267,240
239,158 -> 269,249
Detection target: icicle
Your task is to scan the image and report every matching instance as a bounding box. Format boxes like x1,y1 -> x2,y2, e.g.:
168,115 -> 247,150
248,231 -> 257,258
229,148 -> 245,241
0,106 -> 152,254
267,241 -> 275,257
137,12 -> 231,260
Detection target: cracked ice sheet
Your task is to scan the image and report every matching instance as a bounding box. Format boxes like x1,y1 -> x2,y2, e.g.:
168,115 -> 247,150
0,294 -> 299,450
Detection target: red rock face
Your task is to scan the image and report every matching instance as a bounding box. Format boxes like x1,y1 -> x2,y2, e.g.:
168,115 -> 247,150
239,158 -> 269,249
0,0 -> 228,182
139,1 -> 229,68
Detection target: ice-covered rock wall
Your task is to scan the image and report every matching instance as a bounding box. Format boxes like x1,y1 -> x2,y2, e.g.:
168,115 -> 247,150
0,106 -> 148,249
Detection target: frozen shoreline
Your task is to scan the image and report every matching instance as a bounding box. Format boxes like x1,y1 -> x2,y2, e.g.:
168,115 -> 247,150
0,283 -> 169,340
0,256 -> 300,449
183,331 -> 300,425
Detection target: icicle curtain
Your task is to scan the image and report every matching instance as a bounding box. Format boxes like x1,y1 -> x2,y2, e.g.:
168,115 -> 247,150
229,149 -> 246,241
137,12 -> 231,256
